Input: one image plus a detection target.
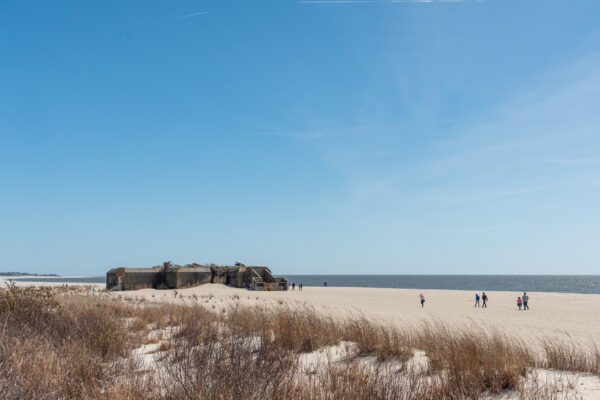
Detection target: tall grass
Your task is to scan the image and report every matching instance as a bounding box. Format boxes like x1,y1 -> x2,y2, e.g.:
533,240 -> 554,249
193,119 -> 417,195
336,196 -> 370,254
414,322 -> 531,397
0,284 -> 150,399
537,336 -> 600,375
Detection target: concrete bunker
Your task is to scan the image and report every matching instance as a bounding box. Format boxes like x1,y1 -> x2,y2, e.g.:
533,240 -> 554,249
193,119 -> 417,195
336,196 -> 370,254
106,262 -> 288,291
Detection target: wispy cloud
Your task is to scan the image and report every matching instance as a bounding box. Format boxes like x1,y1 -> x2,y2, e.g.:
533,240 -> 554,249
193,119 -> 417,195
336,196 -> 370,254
299,1 -> 377,3
299,0 -> 472,3
298,0 -> 377,4
258,131 -> 323,139
258,124 -> 379,140
174,11 -> 208,20
287,53 -> 600,219
405,54 -> 600,209
536,158 -> 600,165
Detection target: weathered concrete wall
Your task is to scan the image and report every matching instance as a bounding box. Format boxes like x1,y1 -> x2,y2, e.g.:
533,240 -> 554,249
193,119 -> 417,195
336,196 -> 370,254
225,267 -> 248,288
164,268 -> 178,289
210,267 -> 228,284
123,270 -> 162,290
106,270 -> 118,290
272,278 -> 288,291
173,268 -> 211,288
251,267 -> 275,283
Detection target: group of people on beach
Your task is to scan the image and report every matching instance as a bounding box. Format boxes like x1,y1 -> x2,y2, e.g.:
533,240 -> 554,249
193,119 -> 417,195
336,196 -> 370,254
418,291 -> 531,310
287,285 -> 531,311
517,292 -> 529,310
474,292 -> 488,307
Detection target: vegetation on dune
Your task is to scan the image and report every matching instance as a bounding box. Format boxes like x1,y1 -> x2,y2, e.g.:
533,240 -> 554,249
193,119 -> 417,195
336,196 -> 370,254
0,284 -> 598,399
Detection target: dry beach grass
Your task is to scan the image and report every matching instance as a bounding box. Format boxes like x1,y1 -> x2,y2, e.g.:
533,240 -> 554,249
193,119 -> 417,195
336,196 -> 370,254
2,284 -> 600,399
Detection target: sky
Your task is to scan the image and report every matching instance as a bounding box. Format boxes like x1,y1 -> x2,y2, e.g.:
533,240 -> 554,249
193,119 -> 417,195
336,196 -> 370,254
1,0 -> 600,276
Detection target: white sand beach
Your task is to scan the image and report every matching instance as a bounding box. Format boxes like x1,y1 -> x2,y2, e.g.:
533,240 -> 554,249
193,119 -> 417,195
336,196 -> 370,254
130,285 -> 600,345
11,281 -> 600,346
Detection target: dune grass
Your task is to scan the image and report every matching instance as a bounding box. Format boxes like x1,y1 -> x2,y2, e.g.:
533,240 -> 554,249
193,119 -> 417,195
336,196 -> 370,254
1,284 -> 598,399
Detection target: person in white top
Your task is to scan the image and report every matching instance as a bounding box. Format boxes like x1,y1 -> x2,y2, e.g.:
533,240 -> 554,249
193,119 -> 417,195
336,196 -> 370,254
522,292 -> 529,310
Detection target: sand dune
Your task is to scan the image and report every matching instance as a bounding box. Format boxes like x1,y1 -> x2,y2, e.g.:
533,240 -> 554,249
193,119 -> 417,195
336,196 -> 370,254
8,281 -> 600,398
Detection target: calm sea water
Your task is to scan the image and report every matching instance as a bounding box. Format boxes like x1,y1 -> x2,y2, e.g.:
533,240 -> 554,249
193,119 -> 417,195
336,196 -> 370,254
4,275 -> 600,294
282,275 -> 600,294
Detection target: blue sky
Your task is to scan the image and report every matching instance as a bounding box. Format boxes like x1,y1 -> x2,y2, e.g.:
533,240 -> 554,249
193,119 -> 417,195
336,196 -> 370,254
1,0 -> 599,275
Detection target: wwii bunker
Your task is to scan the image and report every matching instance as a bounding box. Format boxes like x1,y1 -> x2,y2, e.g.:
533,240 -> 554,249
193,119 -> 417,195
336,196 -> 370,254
106,262 -> 288,291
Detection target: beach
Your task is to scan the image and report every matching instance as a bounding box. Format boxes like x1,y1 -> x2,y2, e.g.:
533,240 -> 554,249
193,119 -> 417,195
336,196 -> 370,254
5,280 -> 600,398
9,280 -> 600,346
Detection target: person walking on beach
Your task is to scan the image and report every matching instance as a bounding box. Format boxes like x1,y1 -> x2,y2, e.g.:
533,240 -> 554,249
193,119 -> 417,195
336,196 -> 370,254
420,293 -> 425,308
474,293 -> 480,307
292,283 -> 295,291
482,292 -> 488,308
517,296 -> 522,310
299,283 -> 303,291
522,292 -> 529,310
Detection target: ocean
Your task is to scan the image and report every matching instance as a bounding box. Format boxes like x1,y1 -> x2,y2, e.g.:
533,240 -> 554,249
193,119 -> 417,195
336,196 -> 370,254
4,275 -> 600,294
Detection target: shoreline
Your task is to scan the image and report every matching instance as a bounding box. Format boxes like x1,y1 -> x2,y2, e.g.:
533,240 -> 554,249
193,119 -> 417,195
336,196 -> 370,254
3,273 -> 600,294
5,278 -> 600,296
